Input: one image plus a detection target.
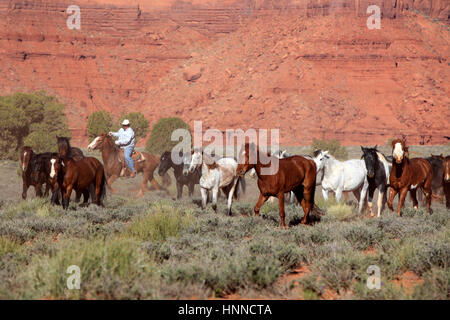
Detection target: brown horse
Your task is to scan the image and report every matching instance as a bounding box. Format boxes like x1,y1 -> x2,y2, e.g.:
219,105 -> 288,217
387,139 -> 433,215
49,155 -> 106,209
57,136 -> 84,160
87,133 -> 168,197
19,146 -> 51,199
444,156 -> 450,209
236,143 -> 318,228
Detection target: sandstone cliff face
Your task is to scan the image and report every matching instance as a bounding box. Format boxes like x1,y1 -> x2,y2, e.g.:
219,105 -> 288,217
0,0 -> 448,146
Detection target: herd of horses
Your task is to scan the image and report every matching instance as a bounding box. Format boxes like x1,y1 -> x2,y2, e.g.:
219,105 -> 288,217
19,135 -> 450,228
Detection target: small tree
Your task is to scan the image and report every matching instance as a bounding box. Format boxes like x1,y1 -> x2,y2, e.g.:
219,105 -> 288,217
0,92 -> 70,159
146,117 -> 191,155
87,110 -> 113,142
310,138 -> 348,160
114,112 -> 149,143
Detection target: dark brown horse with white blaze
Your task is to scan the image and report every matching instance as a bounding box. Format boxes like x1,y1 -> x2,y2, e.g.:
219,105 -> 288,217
20,146 -> 51,199
387,139 -> 433,215
236,143 -> 318,228
87,133 -> 169,197
49,155 -> 106,209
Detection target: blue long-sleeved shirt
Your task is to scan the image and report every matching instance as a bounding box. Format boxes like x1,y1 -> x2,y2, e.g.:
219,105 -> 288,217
111,127 -> 135,149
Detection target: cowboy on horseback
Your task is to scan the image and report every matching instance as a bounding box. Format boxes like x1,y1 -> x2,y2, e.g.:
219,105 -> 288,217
109,119 -> 136,178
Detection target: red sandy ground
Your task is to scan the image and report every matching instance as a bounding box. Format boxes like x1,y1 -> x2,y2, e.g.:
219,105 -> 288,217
0,0 -> 448,147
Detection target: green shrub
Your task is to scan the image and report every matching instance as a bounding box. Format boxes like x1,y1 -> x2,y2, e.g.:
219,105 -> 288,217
124,203 -> 193,242
87,110 -> 113,142
0,92 -> 70,157
146,117 -> 191,155
310,138 -> 348,160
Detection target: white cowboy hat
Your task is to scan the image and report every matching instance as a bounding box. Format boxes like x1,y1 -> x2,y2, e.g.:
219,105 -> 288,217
121,119 -> 130,126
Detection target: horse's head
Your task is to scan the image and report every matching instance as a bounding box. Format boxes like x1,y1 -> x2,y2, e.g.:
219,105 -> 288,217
49,154 -> 62,181
236,143 -> 257,177
188,148 -> 203,173
87,133 -> 110,151
444,156 -> 450,183
158,151 -> 173,176
20,146 -> 33,172
182,153 -> 192,176
391,138 -> 408,164
361,146 -> 378,178
56,136 -> 71,156
312,149 -> 329,173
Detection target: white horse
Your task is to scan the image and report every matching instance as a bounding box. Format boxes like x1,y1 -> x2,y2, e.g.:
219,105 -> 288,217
188,149 -> 240,215
313,150 -> 369,213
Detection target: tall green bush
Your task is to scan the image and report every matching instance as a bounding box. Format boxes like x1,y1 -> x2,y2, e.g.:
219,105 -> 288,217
146,117 -> 191,155
86,110 -> 113,142
0,92 -> 70,157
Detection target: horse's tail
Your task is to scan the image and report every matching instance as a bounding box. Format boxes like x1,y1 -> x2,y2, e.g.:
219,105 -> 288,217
310,181 -> 326,218
233,176 -> 246,200
100,170 -> 107,202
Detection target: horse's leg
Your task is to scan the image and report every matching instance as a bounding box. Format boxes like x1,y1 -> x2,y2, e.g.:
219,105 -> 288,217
410,188 -> 419,209
74,190 -> 82,203
44,183 -> 50,197
377,186 -> 385,217
200,188 -> 208,210
254,193 -> 269,217
35,183 -> 43,198
335,187 -> 343,203
22,180 -> 29,200
80,189 -> 90,207
63,185 -> 73,210
321,188 -> 329,201
278,192 -> 287,228
423,177 -> 433,214
397,188 -> 408,216
107,174 -> 119,193
300,185 -> 314,225
358,181 -> 369,214
188,181 -> 195,197
176,181 -> 183,199
211,186 -> 219,213
226,178 -> 239,216
387,188 -> 396,211
367,185 -> 376,217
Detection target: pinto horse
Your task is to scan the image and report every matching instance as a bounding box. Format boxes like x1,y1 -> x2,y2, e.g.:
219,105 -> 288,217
49,155 -> 106,209
443,156 -> 450,209
361,146 -> 391,217
19,146 -> 52,199
158,151 -> 201,199
387,139 -> 433,215
237,143 -> 317,228
87,134 -> 169,197
56,136 -> 84,160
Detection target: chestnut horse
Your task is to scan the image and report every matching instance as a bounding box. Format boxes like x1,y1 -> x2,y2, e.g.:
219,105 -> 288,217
49,155 -> 106,209
444,156 -> 450,209
87,134 -> 168,197
387,139 -> 433,215
236,143 -> 318,228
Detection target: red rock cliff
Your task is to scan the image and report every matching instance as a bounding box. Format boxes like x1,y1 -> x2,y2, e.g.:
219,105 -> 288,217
0,0 -> 448,146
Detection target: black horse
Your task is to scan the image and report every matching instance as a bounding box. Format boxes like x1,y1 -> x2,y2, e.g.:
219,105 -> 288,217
158,151 -> 201,199
361,146 -> 392,217
56,136 -> 84,160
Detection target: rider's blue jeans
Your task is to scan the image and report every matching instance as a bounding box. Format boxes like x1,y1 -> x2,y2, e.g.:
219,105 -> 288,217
123,146 -> 135,173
